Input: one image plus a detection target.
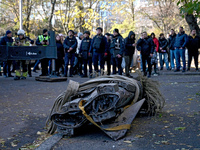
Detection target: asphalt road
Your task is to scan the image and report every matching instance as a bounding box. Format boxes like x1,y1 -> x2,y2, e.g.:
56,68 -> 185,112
0,72 -> 200,150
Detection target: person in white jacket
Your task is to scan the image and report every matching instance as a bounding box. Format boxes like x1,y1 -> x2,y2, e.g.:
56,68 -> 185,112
73,32 -> 84,76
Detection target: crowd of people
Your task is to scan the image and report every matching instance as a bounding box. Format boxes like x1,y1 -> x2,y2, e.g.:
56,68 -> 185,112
0,26 -> 199,80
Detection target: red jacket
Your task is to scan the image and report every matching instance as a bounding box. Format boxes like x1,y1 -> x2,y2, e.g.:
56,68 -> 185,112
153,37 -> 159,52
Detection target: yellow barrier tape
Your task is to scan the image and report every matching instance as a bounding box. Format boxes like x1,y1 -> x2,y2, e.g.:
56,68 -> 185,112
79,100 -> 131,131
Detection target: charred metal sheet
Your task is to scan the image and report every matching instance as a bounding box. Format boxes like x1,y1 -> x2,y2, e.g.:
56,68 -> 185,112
100,99 -> 145,141
48,75 -> 165,140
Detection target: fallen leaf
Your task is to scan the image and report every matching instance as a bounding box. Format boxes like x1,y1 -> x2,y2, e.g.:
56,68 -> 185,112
175,127 -> 186,131
135,135 -> 144,138
124,141 -> 131,144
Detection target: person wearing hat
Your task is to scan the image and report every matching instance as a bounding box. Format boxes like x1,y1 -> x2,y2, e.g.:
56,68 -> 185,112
89,27 -> 108,75
79,31 -> 92,78
36,29 -> 50,76
105,33 -> 112,75
110,28 -> 124,75
0,30 -> 14,78
63,30 -> 77,77
13,29 -> 34,80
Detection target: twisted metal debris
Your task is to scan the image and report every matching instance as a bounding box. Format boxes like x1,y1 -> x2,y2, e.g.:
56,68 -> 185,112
46,73 -> 165,140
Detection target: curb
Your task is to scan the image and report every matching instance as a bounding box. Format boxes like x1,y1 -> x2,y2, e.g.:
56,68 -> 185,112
158,72 -> 200,75
35,134 -> 63,150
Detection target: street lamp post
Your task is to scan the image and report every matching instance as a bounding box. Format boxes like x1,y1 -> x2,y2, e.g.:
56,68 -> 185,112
19,0 -> 23,30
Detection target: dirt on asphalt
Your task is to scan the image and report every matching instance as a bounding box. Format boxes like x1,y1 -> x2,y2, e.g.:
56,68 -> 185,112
0,73 -> 200,150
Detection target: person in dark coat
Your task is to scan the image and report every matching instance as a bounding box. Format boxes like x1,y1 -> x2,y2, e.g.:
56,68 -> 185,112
137,32 -> 154,77
63,30 -> 77,77
89,27 -> 108,75
104,33 -> 112,75
158,33 -> 169,70
79,31 -> 92,77
36,29 -> 50,76
124,31 -> 136,77
187,29 -> 200,71
55,34 -> 65,76
110,29 -> 124,75
174,26 -> 188,72
0,30 -> 14,78
168,29 -> 177,70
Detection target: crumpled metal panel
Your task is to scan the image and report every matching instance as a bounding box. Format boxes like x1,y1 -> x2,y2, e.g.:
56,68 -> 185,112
99,99 -> 145,140
50,80 -> 143,140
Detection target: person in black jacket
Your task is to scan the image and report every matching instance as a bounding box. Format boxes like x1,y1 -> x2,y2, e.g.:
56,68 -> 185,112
55,34 -> 65,76
187,29 -> 200,71
89,27 -> 108,74
168,29 -> 177,70
158,33 -> 169,70
35,29 -> 50,76
105,33 -> 112,75
137,32 -> 154,77
63,30 -> 77,77
0,30 -> 14,78
124,31 -> 136,77
79,31 -> 92,78
110,29 -> 124,75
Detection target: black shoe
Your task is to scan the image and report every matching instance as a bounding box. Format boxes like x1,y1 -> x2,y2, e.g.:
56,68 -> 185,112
39,74 -> 47,76
174,69 -> 180,72
187,68 -> 190,71
147,75 -> 151,78
167,68 -> 171,71
8,74 -> 14,77
14,76 -> 20,80
143,72 -> 147,76
29,74 -> 32,77
89,75 -> 92,78
160,67 -> 163,70
32,70 -> 37,73
0,72 -> 2,76
69,75 -> 73,77
3,75 -> 7,78
182,70 -> 186,73
196,69 -> 199,72
21,76 -> 26,80
81,75 -> 88,78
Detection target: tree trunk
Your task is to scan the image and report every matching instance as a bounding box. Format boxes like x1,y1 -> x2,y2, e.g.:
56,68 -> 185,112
49,0 -> 56,31
185,14 -> 200,36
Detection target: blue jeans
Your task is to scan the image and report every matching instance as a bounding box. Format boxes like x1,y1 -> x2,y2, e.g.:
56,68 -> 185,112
33,60 -> 40,71
64,53 -> 75,76
170,50 -> 176,69
159,53 -> 169,69
48,59 -> 52,74
93,52 -> 104,72
175,48 -> 186,70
